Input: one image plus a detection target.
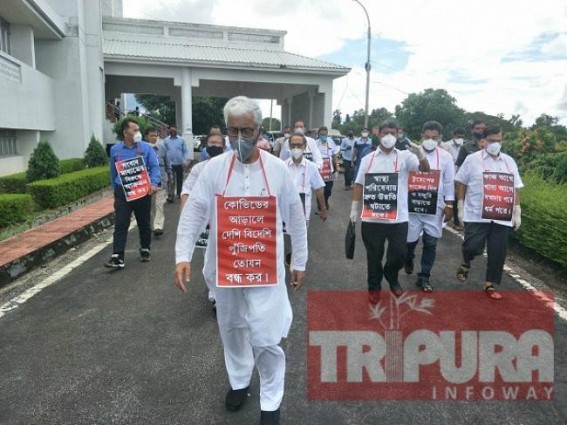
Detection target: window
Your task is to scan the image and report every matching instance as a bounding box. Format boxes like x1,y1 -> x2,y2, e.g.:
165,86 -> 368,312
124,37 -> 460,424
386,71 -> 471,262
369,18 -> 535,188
0,17 -> 10,55
0,130 -> 17,157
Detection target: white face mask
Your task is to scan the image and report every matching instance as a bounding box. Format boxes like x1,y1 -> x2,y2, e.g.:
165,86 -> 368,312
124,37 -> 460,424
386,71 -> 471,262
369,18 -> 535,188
284,133 -> 291,138
361,131 -> 369,138
380,134 -> 397,149
486,142 -> 501,156
133,131 -> 142,143
422,138 -> 437,152
294,128 -> 305,136
454,138 -> 464,145
291,148 -> 303,159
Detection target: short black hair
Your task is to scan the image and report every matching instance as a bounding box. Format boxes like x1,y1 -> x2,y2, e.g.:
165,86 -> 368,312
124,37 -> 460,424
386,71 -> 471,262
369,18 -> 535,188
290,133 -> 307,146
379,119 -> 400,132
421,120 -> 443,134
206,132 -> 225,145
119,118 -> 139,140
483,126 -> 501,138
470,119 -> 485,129
318,126 -> 328,133
145,127 -> 158,136
453,128 -> 465,136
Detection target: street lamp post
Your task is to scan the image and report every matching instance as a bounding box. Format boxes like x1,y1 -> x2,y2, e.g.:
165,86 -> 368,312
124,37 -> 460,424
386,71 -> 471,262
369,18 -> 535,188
352,0 -> 371,129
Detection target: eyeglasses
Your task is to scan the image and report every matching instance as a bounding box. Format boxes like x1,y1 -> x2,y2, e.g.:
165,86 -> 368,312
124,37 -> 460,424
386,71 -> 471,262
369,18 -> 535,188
226,127 -> 256,138
290,143 -> 304,149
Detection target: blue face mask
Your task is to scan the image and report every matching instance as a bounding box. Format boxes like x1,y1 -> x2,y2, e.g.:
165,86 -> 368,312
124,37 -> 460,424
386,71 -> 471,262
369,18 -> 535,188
319,135 -> 328,142
473,131 -> 484,140
231,138 -> 257,162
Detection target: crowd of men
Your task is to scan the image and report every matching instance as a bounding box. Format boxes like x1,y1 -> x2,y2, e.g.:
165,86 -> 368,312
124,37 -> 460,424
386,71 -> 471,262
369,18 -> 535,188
103,97 -> 523,424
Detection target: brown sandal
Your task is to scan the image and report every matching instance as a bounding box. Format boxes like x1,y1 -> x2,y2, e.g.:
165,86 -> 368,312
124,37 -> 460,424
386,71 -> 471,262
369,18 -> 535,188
484,285 -> 502,300
456,263 -> 470,282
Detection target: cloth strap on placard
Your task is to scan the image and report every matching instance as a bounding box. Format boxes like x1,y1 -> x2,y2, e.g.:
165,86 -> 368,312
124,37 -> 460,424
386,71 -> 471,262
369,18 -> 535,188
366,150 -> 399,174
223,153 -> 272,196
483,153 -> 511,173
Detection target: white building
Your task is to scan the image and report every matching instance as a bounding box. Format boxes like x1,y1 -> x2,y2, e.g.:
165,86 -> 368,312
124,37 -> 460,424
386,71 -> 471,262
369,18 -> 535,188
0,0 -> 349,176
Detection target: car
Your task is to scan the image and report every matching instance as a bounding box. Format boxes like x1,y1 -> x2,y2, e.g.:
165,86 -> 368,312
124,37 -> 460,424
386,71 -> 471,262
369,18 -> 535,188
192,134 -> 206,151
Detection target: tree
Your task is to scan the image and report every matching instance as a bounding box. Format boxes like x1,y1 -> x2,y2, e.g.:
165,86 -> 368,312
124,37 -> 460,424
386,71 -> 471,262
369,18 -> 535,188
395,89 -> 466,140
191,96 -> 228,134
135,94 -> 176,125
332,109 -> 342,127
262,117 -> 281,131
533,113 -> 559,128
84,135 -> 108,168
27,140 -> 61,182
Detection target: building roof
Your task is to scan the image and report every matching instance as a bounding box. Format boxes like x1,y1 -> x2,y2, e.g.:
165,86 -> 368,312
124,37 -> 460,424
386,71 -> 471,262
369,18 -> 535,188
103,38 -> 350,75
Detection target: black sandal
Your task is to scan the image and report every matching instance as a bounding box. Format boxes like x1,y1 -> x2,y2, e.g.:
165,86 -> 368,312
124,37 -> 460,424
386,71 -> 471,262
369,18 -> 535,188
456,263 -> 470,282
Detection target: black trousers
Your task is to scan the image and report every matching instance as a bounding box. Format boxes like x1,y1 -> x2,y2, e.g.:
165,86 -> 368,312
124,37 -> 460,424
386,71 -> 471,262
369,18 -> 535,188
462,222 -> 509,284
343,160 -> 354,187
171,164 -> 184,197
361,221 -> 408,291
113,187 -> 152,256
324,181 -> 333,206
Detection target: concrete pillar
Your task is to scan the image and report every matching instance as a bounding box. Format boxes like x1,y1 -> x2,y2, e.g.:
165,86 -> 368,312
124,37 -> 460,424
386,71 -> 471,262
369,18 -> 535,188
287,98 -> 293,127
180,68 -> 193,160
308,91 -> 314,130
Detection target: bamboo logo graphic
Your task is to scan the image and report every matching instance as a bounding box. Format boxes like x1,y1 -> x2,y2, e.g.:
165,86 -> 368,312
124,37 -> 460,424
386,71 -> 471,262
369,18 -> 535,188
368,293 -> 434,382
307,290 -> 555,400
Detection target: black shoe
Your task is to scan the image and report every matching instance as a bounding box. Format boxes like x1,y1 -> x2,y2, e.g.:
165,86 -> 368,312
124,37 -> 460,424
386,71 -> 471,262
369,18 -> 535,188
416,276 -> 433,292
211,300 -> 217,315
261,408 -> 280,425
140,248 -> 151,262
404,260 -> 414,275
389,282 -> 403,297
225,386 -> 250,412
104,254 -> 124,269
153,229 -> 163,236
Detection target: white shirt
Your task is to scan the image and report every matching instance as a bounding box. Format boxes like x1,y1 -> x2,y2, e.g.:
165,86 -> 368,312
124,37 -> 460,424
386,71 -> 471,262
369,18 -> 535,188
176,149 -> 308,270
280,136 -> 323,168
440,140 -> 463,165
316,138 -> 340,173
420,147 -> 455,208
285,157 -> 325,220
355,148 -> 420,223
181,159 -> 209,196
455,150 -> 523,227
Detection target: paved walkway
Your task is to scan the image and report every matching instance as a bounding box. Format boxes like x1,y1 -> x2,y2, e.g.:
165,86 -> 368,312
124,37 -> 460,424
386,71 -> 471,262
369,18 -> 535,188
0,196 -> 114,286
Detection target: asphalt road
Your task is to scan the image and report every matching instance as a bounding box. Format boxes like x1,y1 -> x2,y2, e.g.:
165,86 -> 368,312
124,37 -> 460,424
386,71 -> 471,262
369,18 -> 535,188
0,185 -> 566,425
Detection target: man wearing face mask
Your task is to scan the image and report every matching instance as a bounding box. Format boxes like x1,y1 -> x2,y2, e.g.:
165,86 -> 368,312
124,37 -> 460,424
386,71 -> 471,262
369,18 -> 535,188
273,126 -> 291,158
350,120 -> 430,305
164,125 -> 190,202
405,121 -> 455,292
454,126 -> 523,301
316,126 -> 340,211
105,118 -> 160,269
352,128 -> 372,179
175,96 -> 307,425
340,129 -> 357,189
396,127 -> 411,150
279,119 -> 323,168
455,120 -> 486,169
146,128 -> 172,237
441,128 -> 466,229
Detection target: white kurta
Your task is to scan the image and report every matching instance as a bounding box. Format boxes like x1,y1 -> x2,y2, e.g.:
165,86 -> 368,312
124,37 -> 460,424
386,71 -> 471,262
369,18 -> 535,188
455,150 -> 523,227
316,138 -> 340,173
279,136 -> 323,168
285,157 -> 325,220
408,147 -> 455,241
175,150 -> 308,345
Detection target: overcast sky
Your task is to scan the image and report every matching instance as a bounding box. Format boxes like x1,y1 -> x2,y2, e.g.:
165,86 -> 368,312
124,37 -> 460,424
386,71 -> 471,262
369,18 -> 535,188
123,0 -> 567,127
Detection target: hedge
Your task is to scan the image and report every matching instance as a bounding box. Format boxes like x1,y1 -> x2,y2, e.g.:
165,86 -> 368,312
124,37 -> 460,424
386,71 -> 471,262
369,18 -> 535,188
26,167 -> 110,209
0,194 -> 34,228
0,172 -> 27,194
59,158 -> 86,174
512,173 -> 567,268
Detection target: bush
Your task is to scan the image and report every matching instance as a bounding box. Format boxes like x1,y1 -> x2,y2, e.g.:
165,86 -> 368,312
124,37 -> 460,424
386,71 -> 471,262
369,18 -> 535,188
26,140 -> 61,183
511,173 -> 567,268
26,167 -> 110,209
60,158 -> 86,174
0,194 -> 34,227
113,116 -> 150,141
84,135 -> 108,168
0,172 -> 27,194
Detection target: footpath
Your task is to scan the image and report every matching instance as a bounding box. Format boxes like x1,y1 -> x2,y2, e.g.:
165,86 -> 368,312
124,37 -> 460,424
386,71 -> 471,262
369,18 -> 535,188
0,196 -> 114,288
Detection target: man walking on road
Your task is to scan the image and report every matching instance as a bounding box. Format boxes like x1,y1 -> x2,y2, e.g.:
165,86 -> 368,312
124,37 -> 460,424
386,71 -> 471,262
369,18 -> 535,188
175,96 -> 307,425
146,128 -> 171,237
405,121 -> 455,292
350,120 -> 430,305
164,125 -> 190,202
454,126 -> 523,300
105,118 -> 160,269
316,126 -> 339,212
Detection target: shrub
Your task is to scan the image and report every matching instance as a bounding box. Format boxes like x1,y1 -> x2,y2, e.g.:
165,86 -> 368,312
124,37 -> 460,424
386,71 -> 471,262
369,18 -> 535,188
60,158 -> 86,174
84,135 -> 108,168
0,172 -> 27,194
26,140 -> 61,183
26,167 -> 110,209
0,194 -> 34,227
511,173 -> 567,268
113,116 -> 150,141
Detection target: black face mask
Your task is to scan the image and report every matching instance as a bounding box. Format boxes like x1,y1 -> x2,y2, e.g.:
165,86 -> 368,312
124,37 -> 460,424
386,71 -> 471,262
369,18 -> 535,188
206,146 -> 224,158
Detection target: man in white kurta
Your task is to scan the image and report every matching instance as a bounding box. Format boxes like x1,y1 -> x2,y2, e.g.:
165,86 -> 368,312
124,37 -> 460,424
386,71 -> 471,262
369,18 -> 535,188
279,119 -> 323,168
175,96 -> 307,424
405,121 -> 455,292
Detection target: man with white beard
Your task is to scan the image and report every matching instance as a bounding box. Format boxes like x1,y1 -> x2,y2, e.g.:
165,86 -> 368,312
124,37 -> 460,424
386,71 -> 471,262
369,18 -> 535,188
175,96 -> 307,425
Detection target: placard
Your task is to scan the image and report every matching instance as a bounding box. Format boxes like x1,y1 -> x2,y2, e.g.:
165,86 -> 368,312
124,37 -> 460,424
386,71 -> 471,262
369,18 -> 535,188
361,173 -> 398,220
408,170 -> 440,215
115,156 -> 151,202
482,172 -> 515,221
